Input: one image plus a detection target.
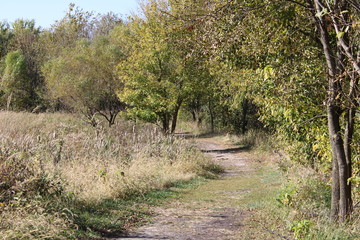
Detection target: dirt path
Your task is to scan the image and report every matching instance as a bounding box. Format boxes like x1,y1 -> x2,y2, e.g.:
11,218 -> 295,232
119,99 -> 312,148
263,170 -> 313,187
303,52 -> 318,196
111,136 -> 281,240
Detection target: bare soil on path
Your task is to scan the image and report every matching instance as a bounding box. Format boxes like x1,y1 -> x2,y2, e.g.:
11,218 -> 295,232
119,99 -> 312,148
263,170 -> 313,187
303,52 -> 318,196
111,136 -> 282,240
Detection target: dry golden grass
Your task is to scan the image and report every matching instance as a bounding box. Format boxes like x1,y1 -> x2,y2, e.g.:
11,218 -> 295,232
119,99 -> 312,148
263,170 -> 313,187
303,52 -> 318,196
0,209 -> 74,240
0,111 -> 216,239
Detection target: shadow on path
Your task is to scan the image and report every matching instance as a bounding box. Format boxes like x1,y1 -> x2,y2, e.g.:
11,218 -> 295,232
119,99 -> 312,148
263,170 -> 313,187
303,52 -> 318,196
101,231 -> 168,239
173,131 -> 225,139
114,236 -> 167,239
201,146 -> 250,154
172,132 -> 195,139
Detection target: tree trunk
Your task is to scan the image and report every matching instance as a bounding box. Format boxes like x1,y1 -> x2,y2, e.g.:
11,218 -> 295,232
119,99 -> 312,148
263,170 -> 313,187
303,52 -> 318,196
162,113 -> 170,135
208,99 -> 214,133
108,112 -> 116,127
171,110 -> 179,134
331,156 -> 340,220
328,104 -> 351,221
191,110 -> 197,122
171,99 -> 182,134
344,107 -> 355,212
344,78 -> 358,212
241,98 -> 249,134
312,0 -> 352,221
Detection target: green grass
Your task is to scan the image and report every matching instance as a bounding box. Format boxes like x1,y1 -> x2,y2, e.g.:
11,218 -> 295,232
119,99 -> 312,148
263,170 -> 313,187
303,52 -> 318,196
164,160 -> 286,239
181,167 -> 281,209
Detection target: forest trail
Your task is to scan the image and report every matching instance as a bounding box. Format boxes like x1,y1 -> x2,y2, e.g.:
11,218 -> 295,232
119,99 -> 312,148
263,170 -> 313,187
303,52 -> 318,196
111,136 -> 282,240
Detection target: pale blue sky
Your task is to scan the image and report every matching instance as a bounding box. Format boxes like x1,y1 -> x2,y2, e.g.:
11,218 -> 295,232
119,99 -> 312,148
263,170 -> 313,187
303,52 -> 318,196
0,0 -> 140,29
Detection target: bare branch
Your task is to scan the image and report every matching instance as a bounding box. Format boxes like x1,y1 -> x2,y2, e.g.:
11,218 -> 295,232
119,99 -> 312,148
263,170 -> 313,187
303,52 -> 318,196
348,0 -> 360,12
299,115 -> 327,125
328,9 -> 360,75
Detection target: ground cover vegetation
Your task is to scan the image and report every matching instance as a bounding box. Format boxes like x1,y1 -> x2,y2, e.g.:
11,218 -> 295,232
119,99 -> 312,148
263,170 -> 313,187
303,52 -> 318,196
0,111 -> 218,239
0,0 -> 360,239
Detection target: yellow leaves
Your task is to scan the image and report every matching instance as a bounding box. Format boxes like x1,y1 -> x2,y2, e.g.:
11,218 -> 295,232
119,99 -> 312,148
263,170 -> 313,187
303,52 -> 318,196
311,133 -> 331,168
263,65 -> 275,80
336,31 -> 345,39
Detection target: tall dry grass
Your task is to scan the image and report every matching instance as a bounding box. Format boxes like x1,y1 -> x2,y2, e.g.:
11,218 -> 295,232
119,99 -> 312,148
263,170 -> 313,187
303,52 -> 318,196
0,111 -> 217,239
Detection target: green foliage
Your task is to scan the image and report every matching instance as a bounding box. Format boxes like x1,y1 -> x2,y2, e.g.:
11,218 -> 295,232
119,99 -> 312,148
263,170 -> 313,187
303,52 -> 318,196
201,0 -> 332,170
117,1 -> 214,132
42,35 -> 125,125
38,6 -> 123,116
269,163 -> 360,239
276,186 -> 296,207
0,19 -> 45,111
1,50 -> 33,110
291,219 -> 313,240
0,21 -> 12,59
117,18 -> 179,124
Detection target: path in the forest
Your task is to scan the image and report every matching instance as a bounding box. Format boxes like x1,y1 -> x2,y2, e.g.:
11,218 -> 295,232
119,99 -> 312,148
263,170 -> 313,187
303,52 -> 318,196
112,136 -> 281,240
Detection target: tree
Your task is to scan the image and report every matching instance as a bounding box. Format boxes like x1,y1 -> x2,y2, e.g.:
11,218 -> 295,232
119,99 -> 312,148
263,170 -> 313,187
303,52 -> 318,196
38,4 -> 94,66
301,0 -> 360,221
0,19 -> 44,110
117,15 -> 183,133
0,21 -> 12,60
163,0 -> 359,222
193,0 -> 359,221
42,36 -> 125,126
92,12 -> 122,37
0,22 -> 13,107
117,0 -> 211,134
1,50 -> 33,110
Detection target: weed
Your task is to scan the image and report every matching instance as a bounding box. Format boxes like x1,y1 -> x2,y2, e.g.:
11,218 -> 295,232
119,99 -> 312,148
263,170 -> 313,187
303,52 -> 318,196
0,111 -> 219,239
276,186 -> 296,207
291,219 -> 313,240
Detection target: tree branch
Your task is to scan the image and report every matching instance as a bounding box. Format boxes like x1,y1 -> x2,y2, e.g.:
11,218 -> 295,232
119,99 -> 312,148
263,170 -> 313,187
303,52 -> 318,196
348,0 -> 360,12
328,9 -> 360,75
300,114 -> 327,125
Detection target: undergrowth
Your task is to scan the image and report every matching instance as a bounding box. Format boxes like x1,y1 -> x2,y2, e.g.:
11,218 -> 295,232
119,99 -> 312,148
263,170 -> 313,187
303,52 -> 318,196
224,130 -> 360,240
268,163 -> 360,240
0,111 -> 218,239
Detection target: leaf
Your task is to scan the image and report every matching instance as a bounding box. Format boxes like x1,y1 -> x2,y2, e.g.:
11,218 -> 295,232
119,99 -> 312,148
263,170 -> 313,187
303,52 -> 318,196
336,31 -> 345,38
315,8 -> 329,18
